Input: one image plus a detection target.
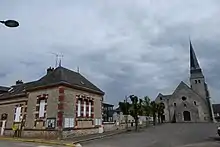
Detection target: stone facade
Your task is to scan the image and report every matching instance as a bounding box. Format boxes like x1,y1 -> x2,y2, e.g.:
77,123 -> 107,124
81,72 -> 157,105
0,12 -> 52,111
0,66 -> 104,139
155,42 -> 214,123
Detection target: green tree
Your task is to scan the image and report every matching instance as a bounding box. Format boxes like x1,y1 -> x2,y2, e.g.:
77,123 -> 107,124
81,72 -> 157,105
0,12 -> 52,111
118,101 -> 131,115
129,95 -> 143,131
142,96 -> 151,127
158,103 -> 165,123
150,101 -> 157,125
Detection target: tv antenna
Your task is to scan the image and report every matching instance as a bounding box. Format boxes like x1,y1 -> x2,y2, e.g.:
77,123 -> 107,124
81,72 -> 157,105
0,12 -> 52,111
50,52 -> 64,67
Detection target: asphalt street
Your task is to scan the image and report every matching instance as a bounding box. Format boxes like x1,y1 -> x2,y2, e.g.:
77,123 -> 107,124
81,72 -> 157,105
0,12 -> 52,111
0,123 -> 219,147
82,123 -> 220,147
0,140 -> 63,147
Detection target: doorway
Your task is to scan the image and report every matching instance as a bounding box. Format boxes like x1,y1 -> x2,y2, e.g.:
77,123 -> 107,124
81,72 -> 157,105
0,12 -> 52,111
183,111 -> 191,121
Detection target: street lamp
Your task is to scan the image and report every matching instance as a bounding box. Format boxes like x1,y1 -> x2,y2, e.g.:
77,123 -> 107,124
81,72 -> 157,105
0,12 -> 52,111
0,20 -> 19,28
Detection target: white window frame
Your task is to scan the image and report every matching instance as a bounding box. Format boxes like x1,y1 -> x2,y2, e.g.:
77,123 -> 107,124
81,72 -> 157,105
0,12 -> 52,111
83,101 -> 86,117
39,99 -> 46,117
46,118 -> 56,129
64,118 -> 74,128
14,106 -> 21,122
89,101 -> 91,117
77,100 -> 81,117
94,118 -> 102,125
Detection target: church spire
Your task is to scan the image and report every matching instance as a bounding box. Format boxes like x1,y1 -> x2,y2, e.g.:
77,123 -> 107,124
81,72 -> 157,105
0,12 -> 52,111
190,40 -> 201,71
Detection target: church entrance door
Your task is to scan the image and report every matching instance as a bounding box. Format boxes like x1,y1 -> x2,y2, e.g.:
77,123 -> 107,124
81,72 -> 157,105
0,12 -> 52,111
183,111 -> 191,121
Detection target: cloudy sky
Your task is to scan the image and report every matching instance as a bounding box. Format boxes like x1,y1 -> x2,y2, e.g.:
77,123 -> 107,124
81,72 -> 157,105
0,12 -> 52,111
0,0 -> 220,105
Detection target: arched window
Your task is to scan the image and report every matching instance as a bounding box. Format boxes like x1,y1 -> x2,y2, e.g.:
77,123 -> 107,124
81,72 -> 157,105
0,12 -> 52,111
194,101 -> 197,105
174,103 -> 176,107
195,80 -> 197,84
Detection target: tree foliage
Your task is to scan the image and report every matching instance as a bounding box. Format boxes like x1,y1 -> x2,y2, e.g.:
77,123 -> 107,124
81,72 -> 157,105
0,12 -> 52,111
118,95 -> 165,128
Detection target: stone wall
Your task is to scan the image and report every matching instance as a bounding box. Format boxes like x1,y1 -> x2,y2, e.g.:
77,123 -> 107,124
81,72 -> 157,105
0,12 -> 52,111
4,129 -> 58,139
26,87 -> 59,129
0,98 -> 27,128
63,128 -> 99,138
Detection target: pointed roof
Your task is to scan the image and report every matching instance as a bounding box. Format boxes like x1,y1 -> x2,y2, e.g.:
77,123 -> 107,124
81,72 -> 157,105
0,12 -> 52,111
172,81 -> 208,104
190,41 -> 200,70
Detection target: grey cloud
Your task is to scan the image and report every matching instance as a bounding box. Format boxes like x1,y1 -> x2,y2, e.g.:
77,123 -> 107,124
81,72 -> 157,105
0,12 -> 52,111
0,0 -> 220,105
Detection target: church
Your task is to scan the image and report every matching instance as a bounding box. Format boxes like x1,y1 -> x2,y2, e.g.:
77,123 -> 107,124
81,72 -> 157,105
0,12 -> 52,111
155,42 -> 214,123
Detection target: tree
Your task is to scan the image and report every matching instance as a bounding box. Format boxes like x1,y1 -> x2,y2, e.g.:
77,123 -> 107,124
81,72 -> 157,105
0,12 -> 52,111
129,95 -> 143,131
150,101 -> 157,126
142,96 -> 151,127
158,103 -> 165,123
118,101 -> 130,115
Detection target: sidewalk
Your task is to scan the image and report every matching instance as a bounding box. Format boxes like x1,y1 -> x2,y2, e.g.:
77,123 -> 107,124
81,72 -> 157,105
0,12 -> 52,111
66,128 -> 129,144
0,128 -> 131,146
0,125 -> 152,146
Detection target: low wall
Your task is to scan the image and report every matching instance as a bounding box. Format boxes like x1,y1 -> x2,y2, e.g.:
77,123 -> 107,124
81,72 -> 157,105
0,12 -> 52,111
4,129 -> 58,139
63,127 -> 99,139
103,122 -> 135,132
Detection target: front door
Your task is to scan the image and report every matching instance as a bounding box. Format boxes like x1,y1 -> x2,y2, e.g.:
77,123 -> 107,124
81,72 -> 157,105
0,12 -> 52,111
183,111 -> 191,121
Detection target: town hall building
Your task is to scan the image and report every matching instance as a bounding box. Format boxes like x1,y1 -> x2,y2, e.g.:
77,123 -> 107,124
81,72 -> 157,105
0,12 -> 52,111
155,42 -> 214,123
0,66 -> 104,138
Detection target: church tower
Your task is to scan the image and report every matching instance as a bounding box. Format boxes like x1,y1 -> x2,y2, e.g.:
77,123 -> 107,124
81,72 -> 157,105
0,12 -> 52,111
189,41 -> 214,121
189,41 -> 207,99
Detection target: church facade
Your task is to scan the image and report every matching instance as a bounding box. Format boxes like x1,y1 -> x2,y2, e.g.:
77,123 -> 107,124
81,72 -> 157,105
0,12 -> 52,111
155,42 -> 214,123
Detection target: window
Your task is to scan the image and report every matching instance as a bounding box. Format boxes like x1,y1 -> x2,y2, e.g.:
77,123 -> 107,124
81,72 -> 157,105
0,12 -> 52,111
198,80 -> 201,83
194,101 -> 197,105
182,96 -> 187,101
77,99 -> 81,117
184,104 -> 187,107
1,113 -> 8,120
83,100 -> 86,117
174,103 -> 176,107
64,118 -> 74,128
89,101 -> 91,117
39,100 -> 46,117
14,106 -> 21,122
94,118 -> 102,126
46,118 -> 56,129
160,97 -> 162,100
195,80 -> 197,84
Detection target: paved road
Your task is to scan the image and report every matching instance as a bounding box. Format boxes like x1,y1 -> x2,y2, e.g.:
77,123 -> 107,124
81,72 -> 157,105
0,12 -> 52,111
0,140 -> 63,147
82,123 -> 220,147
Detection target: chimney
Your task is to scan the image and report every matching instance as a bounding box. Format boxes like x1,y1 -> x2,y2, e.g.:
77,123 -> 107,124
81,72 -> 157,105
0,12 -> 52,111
16,80 -> 23,85
47,67 -> 54,74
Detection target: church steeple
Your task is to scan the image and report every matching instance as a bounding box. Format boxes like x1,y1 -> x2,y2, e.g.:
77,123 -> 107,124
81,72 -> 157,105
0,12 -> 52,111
190,41 -> 203,76
189,41 -> 205,98
190,41 -> 200,70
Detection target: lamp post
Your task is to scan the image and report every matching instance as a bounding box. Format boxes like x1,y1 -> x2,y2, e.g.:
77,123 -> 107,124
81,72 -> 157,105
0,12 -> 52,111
0,20 -> 19,28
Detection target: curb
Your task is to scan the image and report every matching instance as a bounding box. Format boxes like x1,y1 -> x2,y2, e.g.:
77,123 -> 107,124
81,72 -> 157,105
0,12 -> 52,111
72,130 -> 128,144
0,137 -> 76,147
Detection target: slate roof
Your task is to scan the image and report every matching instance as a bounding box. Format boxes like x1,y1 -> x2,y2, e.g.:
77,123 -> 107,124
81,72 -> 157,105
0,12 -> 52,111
0,66 -> 104,100
103,102 -> 114,107
212,104 -> 220,113
190,41 -> 201,70
0,86 -> 10,92
157,93 -> 171,100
